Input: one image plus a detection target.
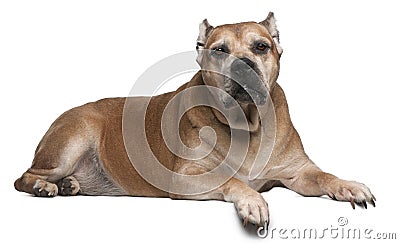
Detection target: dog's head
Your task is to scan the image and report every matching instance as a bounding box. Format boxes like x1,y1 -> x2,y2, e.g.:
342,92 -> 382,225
196,12 -> 282,109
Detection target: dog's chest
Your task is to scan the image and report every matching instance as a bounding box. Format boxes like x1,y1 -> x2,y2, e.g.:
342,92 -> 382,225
211,127 -> 274,191
183,106 -> 275,191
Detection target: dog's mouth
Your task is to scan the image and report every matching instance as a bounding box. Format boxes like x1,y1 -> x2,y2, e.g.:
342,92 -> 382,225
222,77 -> 268,109
236,84 -> 267,104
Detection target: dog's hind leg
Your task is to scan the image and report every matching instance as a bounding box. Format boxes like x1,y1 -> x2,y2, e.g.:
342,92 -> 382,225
14,107 -> 98,197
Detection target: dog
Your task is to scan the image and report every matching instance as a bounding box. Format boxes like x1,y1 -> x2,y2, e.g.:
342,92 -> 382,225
14,12 -> 375,232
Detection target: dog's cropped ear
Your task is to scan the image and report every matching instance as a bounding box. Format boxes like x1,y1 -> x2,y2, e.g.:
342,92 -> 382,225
196,19 -> 214,65
259,12 -> 283,56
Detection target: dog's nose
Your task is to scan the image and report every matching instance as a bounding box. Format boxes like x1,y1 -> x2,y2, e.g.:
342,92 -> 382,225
230,57 -> 261,90
231,57 -> 256,76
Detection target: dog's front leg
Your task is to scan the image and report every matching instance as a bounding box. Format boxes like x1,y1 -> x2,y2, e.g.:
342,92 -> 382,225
170,164 -> 269,227
222,177 -> 269,227
280,161 -> 376,209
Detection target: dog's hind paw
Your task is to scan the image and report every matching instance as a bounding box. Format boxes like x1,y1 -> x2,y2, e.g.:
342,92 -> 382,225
33,179 -> 58,197
57,176 -> 80,196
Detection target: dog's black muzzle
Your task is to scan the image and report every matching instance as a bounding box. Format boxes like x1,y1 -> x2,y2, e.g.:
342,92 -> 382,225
227,57 -> 267,106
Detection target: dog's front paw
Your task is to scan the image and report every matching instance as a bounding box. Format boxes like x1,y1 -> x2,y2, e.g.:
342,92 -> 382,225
234,193 -> 269,227
325,179 -> 376,209
33,179 -> 58,197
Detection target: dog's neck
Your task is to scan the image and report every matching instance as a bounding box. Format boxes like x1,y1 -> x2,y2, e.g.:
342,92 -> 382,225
185,71 -> 262,133
212,104 -> 261,132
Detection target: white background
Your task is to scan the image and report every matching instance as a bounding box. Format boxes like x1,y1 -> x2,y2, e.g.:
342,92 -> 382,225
1,0 -> 399,243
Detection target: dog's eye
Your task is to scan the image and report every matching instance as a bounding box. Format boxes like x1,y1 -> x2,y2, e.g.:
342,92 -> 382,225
257,43 -> 268,51
253,42 -> 270,53
212,46 -> 229,56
